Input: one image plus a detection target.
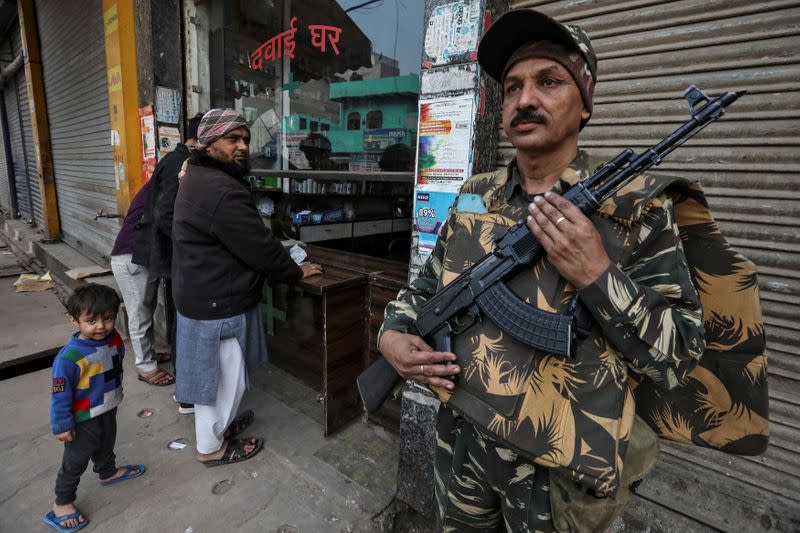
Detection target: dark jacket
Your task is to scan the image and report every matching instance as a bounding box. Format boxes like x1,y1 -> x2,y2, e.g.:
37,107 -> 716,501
171,151 -> 302,320
132,143 -> 192,276
112,180 -> 151,256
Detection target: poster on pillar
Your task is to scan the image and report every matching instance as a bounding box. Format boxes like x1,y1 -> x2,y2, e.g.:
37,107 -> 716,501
422,0 -> 481,67
139,106 -> 157,184
416,94 -> 475,188
158,126 -> 181,159
155,86 -> 181,124
415,190 -> 458,255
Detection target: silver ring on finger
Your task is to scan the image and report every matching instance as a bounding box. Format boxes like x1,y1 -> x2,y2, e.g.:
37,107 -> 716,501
420,364 -> 425,376
555,216 -> 566,226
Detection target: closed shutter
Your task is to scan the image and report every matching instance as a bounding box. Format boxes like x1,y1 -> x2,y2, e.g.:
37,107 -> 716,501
504,1 -> 800,529
0,81 -> 8,215
12,27 -> 44,228
3,27 -> 35,223
36,0 -> 116,256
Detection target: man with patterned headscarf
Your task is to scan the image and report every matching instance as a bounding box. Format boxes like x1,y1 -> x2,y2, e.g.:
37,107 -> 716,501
172,109 -> 322,467
378,8 -> 705,531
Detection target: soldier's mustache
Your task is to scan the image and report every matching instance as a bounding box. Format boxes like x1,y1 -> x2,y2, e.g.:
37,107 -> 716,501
510,110 -> 547,127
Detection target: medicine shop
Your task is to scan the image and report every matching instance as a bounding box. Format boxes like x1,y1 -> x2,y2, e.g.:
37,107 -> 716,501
185,0 -> 425,433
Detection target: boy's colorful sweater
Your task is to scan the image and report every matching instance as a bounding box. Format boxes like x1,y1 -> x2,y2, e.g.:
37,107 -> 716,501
50,330 -> 125,434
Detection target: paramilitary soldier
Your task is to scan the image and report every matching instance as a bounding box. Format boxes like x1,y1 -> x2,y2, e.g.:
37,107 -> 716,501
378,8 -> 707,532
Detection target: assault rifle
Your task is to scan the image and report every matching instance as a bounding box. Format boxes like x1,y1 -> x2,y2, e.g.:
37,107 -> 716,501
357,85 -> 744,413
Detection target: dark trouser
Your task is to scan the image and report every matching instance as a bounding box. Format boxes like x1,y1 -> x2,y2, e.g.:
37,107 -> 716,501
434,407 -> 554,532
54,409 -> 117,505
164,277 -> 177,377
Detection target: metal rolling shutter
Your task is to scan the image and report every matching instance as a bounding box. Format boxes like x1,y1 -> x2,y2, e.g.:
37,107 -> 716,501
505,1 -> 800,530
12,27 -> 44,229
3,27 -> 34,223
0,76 -> 9,215
36,0 -> 116,256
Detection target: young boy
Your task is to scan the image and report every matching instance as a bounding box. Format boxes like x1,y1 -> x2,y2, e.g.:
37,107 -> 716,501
45,284 -> 146,533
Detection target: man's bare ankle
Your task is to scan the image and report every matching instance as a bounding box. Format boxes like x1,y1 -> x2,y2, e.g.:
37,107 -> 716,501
197,440 -> 228,461
53,502 -> 75,511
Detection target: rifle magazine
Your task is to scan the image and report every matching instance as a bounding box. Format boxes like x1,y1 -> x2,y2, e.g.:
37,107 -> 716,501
476,283 -> 573,356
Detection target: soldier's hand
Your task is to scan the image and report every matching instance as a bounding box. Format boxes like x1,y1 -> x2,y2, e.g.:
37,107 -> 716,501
300,262 -> 323,278
527,191 -> 610,288
378,330 -> 459,390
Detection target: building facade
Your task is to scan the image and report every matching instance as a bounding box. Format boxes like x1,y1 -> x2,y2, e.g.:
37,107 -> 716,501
0,0 -> 797,529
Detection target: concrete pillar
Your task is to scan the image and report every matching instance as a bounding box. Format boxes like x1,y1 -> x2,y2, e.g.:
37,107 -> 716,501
397,0 -> 508,517
17,0 -> 60,239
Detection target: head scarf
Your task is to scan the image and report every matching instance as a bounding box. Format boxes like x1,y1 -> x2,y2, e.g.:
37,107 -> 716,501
197,108 -> 249,149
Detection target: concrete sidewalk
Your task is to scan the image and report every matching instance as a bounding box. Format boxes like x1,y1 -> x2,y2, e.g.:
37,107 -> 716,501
0,262 -> 73,372
0,219 -> 432,532
0,350 -> 405,532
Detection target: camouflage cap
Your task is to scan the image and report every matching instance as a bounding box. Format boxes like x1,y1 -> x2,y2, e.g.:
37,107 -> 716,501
478,9 -> 597,85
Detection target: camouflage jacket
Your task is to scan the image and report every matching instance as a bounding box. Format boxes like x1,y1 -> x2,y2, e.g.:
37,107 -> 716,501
379,152 -> 706,494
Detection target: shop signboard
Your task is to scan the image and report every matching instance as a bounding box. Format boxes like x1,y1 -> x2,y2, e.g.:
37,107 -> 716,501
363,128 -> 407,152
250,17 -> 344,71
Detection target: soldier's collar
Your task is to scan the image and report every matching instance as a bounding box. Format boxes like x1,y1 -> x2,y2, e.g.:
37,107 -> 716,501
502,150 -> 593,199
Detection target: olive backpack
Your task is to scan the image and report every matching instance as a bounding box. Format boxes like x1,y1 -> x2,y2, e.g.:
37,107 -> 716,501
631,179 -> 769,455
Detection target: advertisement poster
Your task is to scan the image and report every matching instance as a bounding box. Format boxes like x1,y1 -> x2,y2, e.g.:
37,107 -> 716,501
415,190 -> 458,255
139,106 -> 156,183
417,95 -> 474,187
283,132 -> 311,170
158,126 -> 181,159
155,86 -> 181,124
423,0 -> 481,65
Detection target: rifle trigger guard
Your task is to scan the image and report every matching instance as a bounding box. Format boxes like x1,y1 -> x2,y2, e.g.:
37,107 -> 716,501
452,304 -> 481,335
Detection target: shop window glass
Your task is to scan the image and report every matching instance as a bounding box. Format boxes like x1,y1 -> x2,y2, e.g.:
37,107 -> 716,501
205,0 -> 422,173
347,112 -> 360,131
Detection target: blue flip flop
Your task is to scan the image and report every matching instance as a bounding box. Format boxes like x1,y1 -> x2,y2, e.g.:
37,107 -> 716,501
43,510 -> 89,532
99,464 -> 146,486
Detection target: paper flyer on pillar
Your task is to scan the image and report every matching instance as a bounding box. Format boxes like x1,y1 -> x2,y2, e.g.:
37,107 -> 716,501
415,190 -> 458,255
416,95 -> 475,189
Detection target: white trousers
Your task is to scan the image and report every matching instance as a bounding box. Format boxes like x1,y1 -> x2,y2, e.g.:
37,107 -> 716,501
110,253 -> 158,374
194,337 -> 246,454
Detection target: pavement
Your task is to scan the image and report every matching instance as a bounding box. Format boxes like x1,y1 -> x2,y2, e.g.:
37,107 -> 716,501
0,243 -> 73,372
0,352 -> 405,532
0,237 -> 432,533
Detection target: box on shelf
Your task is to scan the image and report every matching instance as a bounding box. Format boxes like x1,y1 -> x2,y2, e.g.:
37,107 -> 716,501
310,207 -> 345,224
292,210 -> 312,225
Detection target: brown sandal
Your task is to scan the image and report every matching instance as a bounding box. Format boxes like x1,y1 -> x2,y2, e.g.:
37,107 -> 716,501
138,368 -> 175,386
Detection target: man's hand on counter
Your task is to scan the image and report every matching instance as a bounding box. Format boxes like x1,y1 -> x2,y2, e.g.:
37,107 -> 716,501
300,262 -> 323,278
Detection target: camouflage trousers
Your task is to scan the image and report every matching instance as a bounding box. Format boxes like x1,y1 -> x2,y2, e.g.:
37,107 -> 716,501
434,407 -> 555,532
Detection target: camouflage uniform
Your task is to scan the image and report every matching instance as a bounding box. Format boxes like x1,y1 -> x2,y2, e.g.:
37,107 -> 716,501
379,151 -> 706,531
435,406 -> 554,532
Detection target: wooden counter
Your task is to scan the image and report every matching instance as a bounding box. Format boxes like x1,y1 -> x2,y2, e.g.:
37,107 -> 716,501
264,246 -> 408,435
